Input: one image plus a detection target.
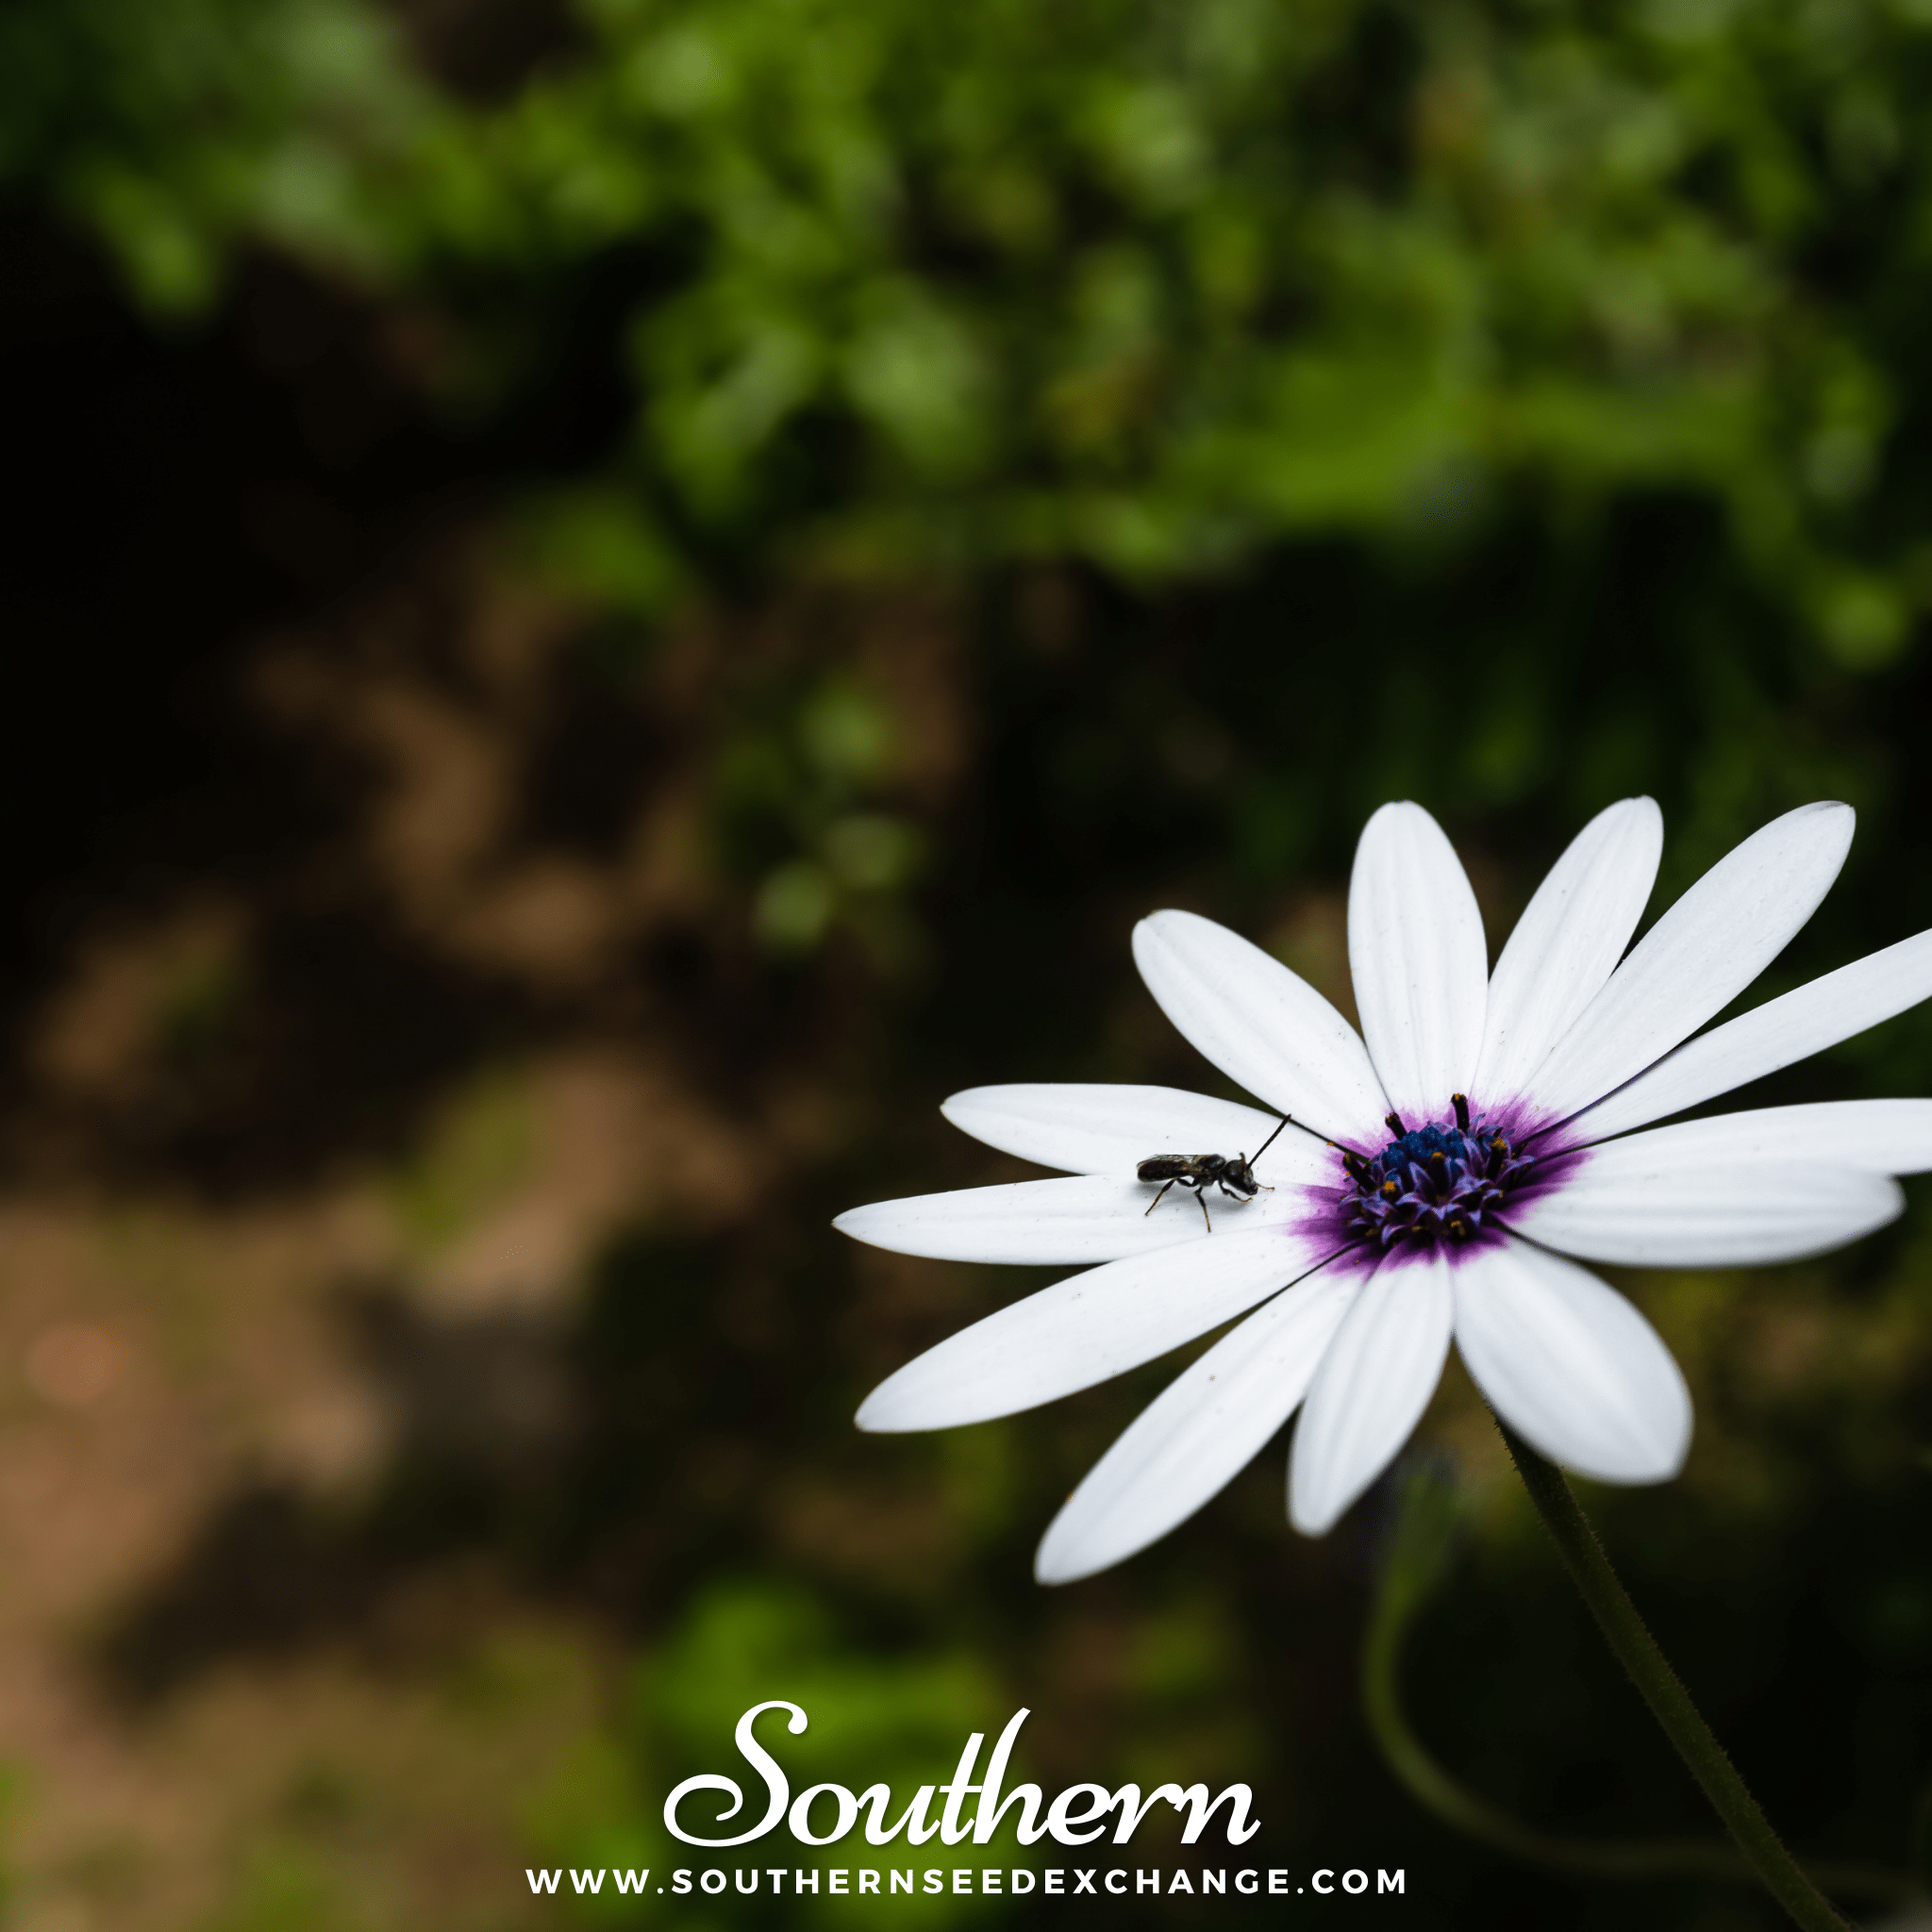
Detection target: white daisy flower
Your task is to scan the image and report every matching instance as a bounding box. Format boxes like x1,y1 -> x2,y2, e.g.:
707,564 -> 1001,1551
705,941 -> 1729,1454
835,799 -> 1932,1584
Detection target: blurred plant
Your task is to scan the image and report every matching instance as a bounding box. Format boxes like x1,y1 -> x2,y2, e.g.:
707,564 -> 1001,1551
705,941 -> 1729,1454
713,676 -> 926,963
0,0 -> 437,312
13,0 -> 1932,664
388,0 -> 1932,659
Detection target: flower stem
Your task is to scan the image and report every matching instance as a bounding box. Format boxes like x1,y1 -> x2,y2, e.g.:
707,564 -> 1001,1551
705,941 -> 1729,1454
1364,1460 -> 1908,1901
1495,1416 -> 1851,1932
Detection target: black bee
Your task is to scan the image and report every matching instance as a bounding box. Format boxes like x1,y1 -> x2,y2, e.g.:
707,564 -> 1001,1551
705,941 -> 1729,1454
1137,1117 -> 1291,1232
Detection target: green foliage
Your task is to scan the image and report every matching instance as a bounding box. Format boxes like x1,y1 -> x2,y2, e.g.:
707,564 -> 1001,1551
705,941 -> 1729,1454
15,0 -> 1932,652
720,678 -> 925,959
410,0 -> 1932,642
0,0 -> 437,312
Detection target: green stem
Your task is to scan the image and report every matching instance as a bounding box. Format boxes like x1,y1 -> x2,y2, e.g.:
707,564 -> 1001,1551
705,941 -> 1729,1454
1495,1417 -> 1853,1931
1361,1474 -> 1907,1898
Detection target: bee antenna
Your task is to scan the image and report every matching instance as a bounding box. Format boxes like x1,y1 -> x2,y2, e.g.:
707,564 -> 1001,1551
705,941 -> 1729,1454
1251,1115 -> 1291,1165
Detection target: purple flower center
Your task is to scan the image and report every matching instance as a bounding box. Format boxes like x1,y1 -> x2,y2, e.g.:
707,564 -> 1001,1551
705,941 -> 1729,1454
1341,1098 -> 1537,1251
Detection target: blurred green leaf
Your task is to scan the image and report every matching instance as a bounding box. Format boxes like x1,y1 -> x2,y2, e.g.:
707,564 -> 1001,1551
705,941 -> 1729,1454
15,0 -> 1932,646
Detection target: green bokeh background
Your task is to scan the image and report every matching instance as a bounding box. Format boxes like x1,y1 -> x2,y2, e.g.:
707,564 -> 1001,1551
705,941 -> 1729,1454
8,2 -> 1932,1927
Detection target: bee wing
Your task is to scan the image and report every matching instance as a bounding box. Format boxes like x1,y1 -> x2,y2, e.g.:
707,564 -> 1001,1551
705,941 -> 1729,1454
1136,1157 -> 1190,1181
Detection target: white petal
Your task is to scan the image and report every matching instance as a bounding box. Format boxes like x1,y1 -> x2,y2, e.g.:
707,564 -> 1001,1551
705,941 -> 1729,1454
1588,1100 -> 1932,1175
1453,1241 -> 1690,1483
1511,1145 -> 1902,1267
836,1174 -> 1244,1264
1525,803 -> 1856,1125
1289,1251 -> 1454,1535
1133,910 -> 1391,1146
1347,803 -> 1489,1125
1474,799 -> 1662,1104
941,1083 -> 1332,1186
855,1224 -> 1341,1431
1566,928 -> 1932,1141
1035,1268 -> 1358,1583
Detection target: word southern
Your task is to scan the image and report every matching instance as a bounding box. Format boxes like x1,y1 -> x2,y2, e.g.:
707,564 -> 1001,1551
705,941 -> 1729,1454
663,1703 -> 1262,1850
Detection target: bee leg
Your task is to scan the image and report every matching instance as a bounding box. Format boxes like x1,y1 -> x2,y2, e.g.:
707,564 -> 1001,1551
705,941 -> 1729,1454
1198,1191 -> 1213,1234
1143,1179 -> 1175,1217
